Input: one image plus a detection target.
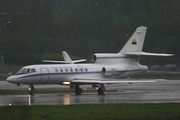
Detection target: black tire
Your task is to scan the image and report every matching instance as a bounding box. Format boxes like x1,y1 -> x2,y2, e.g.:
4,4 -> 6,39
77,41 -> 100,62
75,88 -> 82,95
97,88 -> 104,95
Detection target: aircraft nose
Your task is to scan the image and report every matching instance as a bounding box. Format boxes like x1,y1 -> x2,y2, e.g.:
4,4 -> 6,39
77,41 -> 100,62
144,66 -> 148,71
141,65 -> 148,72
6,76 -> 15,83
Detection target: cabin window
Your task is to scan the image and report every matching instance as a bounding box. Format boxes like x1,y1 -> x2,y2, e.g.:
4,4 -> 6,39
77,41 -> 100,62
85,68 -> 88,72
60,68 -> 63,72
80,68 -> 83,72
65,68 -> 68,72
75,68 -> 78,72
70,68 -> 73,72
55,68 -> 58,72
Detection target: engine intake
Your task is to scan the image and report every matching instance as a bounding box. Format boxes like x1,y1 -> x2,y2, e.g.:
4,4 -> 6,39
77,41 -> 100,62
92,54 -> 97,62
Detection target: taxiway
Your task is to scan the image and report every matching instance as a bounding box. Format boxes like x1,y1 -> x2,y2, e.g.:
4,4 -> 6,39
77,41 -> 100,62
0,80 -> 180,106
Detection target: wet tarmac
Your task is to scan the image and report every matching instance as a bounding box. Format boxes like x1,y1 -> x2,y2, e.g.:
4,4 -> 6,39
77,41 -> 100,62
0,80 -> 180,106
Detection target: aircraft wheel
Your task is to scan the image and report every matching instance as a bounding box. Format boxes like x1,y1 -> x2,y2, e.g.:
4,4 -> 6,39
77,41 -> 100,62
29,91 -> 34,96
97,88 -> 104,95
75,88 -> 82,95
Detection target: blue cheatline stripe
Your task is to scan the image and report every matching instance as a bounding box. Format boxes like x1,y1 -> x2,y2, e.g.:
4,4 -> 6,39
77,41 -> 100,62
16,69 -> 143,79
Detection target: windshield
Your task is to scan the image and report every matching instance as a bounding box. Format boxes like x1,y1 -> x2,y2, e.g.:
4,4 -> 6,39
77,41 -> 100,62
17,68 -> 27,74
16,68 -> 36,74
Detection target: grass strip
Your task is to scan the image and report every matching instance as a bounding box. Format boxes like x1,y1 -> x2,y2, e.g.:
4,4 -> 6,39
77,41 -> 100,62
0,89 -> 117,95
0,103 -> 180,120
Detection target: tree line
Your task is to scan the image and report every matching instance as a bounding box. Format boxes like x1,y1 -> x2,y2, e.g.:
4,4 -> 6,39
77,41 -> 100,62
0,0 -> 179,65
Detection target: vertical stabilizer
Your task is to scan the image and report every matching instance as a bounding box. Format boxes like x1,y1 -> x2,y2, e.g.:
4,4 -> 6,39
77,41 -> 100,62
62,51 -> 87,63
62,51 -> 73,64
119,26 -> 147,54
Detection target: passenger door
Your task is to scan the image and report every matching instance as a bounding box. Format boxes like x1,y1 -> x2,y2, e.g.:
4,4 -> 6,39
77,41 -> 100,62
40,68 -> 49,84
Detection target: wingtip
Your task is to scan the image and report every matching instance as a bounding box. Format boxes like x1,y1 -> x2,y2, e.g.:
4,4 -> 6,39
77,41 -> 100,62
156,79 -> 161,82
169,54 -> 175,56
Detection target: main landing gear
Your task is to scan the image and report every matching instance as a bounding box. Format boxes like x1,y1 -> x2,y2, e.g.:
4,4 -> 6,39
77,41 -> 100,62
97,84 -> 105,95
75,85 -> 82,95
28,84 -> 35,95
74,84 -> 106,95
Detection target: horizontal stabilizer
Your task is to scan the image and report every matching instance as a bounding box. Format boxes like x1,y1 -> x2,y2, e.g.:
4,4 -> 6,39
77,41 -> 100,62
124,51 -> 174,56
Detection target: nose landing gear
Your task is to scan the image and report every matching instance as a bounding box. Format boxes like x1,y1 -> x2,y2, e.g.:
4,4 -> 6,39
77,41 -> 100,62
29,84 -> 35,95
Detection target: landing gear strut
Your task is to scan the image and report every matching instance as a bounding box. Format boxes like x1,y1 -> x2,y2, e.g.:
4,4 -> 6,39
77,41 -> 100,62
75,85 -> 82,95
70,85 -> 74,89
29,84 -> 35,95
97,84 -> 105,95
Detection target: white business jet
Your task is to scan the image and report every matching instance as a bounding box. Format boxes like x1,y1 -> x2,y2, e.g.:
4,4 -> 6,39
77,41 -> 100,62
6,26 -> 174,95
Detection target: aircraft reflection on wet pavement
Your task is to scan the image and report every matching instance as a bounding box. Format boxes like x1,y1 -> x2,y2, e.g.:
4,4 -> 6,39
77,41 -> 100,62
7,94 -> 71,106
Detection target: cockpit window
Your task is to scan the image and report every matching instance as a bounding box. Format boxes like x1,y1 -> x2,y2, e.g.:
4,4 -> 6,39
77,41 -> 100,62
16,68 -> 36,74
26,68 -> 30,73
17,68 -> 27,74
31,68 -> 36,73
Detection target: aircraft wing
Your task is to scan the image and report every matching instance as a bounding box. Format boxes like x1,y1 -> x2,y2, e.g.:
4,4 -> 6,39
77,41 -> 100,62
42,59 -> 86,64
72,59 -> 87,63
72,78 -> 162,84
124,51 -> 174,56
42,60 -> 71,64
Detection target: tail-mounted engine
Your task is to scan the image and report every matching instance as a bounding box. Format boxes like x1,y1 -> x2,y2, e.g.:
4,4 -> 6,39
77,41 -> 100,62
92,53 -> 141,64
102,66 -> 125,76
92,53 -> 122,64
